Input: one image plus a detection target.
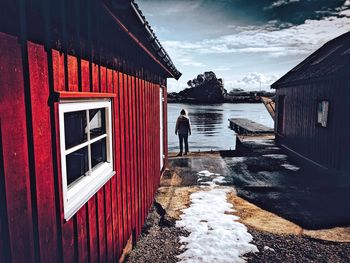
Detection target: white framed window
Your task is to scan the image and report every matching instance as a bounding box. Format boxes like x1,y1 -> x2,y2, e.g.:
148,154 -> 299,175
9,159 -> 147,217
59,99 -> 114,220
317,100 -> 329,128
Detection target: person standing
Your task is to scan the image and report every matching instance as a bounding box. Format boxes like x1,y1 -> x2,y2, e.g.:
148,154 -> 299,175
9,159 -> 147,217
175,109 -> 191,156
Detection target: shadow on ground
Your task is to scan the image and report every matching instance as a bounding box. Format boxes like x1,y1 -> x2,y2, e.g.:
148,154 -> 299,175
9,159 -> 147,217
220,138 -> 350,230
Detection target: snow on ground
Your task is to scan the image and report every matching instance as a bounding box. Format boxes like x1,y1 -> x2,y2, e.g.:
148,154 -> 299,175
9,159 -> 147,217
176,170 -> 258,263
262,154 -> 288,159
281,163 -> 300,171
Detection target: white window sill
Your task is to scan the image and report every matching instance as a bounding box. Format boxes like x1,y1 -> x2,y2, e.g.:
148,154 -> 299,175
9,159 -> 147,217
64,163 -> 115,220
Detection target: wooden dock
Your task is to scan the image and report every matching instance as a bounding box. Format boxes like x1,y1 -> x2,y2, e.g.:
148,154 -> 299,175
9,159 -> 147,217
229,118 -> 274,135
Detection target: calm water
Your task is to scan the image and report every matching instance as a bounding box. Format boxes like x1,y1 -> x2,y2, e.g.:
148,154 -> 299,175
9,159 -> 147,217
167,103 -> 274,152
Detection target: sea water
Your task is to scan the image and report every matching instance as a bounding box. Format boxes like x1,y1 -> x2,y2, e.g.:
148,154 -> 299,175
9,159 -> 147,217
167,103 -> 274,152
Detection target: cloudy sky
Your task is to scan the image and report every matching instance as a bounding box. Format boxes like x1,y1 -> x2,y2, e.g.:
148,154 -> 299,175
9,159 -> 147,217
137,0 -> 350,92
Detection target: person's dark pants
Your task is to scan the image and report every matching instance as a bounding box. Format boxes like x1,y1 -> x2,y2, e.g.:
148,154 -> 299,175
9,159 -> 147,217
178,134 -> 189,154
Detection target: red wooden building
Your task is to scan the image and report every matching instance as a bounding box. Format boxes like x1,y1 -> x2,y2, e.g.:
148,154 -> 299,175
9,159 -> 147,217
0,0 -> 180,262
272,32 -> 350,180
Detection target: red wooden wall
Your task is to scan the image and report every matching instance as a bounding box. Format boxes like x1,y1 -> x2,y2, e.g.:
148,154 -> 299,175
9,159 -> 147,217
0,32 -> 166,263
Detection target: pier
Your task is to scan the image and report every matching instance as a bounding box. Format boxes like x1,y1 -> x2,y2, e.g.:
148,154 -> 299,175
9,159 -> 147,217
228,118 -> 274,135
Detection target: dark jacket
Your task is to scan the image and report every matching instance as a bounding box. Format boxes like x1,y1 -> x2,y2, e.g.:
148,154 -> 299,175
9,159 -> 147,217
175,115 -> 191,135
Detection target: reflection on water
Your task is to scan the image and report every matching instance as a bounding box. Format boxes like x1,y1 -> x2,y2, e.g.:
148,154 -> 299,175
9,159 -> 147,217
191,111 -> 223,135
168,103 -> 274,152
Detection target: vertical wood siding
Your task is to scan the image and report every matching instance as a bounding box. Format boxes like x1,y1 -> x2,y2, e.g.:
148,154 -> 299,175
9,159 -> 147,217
0,32 -> 36,263
0,33 -> 167,262
275,80 -> 348,173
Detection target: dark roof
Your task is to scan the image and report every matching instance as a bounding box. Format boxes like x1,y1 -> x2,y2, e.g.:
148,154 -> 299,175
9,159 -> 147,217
104,0 -> 181,80
271,31 -> 350,89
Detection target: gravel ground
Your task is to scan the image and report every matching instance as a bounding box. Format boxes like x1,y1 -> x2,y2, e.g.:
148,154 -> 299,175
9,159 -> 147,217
246,227 -> 350,263
126,204 -> 189,263
126,202 -> 350,263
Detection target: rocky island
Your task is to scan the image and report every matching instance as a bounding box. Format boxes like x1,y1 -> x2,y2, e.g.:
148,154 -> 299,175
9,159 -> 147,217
168,71 -> 274,104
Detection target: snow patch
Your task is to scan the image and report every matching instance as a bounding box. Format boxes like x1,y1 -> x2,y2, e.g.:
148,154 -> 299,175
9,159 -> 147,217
263,245 -> 275,252
281,163 -> 300,171
230,157 -> 247,164
197,170 -> 215,177
263,154 -> 288,159
176,170 -> 258,262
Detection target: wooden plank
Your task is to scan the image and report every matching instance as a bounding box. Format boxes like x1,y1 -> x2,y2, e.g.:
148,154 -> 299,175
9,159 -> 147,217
150,84 -> 154,200
140,78 -> 145,228
105,69 -> 114,263
118,71 -> 126,251
137,78 -> 142,235
56,91 -> 116,99
80,59 -> 90,92
100,66 -> 107,93
135,76 -> 141,237
76,207 -> 89,263
67,54 -> 89,263
107,68 -> 113,93
112,70 -> 120,259
150,84 -> 154,201
87,197 -> 99,263
134,76 -> 139,237
149,82 -> 152,208
146,81 -> 150,209
95,65 -> 107,262
97,188 -> 107,262
143,80 -> 147,217
77,58 -> 90,263
64,53 -> 81,263
128,74 -> 134,235
84,59 -> 99,263
143,79 -> 147,225
144,81 -> 148,211
261,96 -> 275,120
228,118 -> 274,134
0,193 -> 8,262
131,75 -> 136,238
52,49 -> 65,91
27,41 -> 59,263
156,84 -> 161,183
0,117 -> 10,263
125,74 -> 132,240
154,85 -> 158,193
105,181 -> 114,263
67,55 -> 79,91
92,63 -> 99,92
0,32 -> 35,263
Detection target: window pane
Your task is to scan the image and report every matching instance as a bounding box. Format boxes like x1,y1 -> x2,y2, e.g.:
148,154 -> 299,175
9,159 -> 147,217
89,108 -> 106,139
64,110 -> 88,149
66,147 -> 89,186
91,138 -> 107,168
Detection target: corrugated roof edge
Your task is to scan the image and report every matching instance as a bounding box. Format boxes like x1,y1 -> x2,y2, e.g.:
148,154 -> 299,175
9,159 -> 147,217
131,0 -> 182,80
271,31 -> 350,89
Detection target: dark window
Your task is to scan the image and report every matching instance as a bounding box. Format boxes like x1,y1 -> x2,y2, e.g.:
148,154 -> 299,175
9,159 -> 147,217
64,110 -> 87,149
63,107 -> 108,186
91,138 -> 107,168
66,147 -> 89,185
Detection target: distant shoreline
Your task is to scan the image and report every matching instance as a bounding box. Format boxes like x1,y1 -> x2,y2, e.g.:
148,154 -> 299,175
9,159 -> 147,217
167,91 -> 274,104
167,96 -> 272,104
167,100 -> 263,104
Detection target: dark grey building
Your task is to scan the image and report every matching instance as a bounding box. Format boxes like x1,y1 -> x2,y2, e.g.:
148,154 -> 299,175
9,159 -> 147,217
272,32 -> 350,179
